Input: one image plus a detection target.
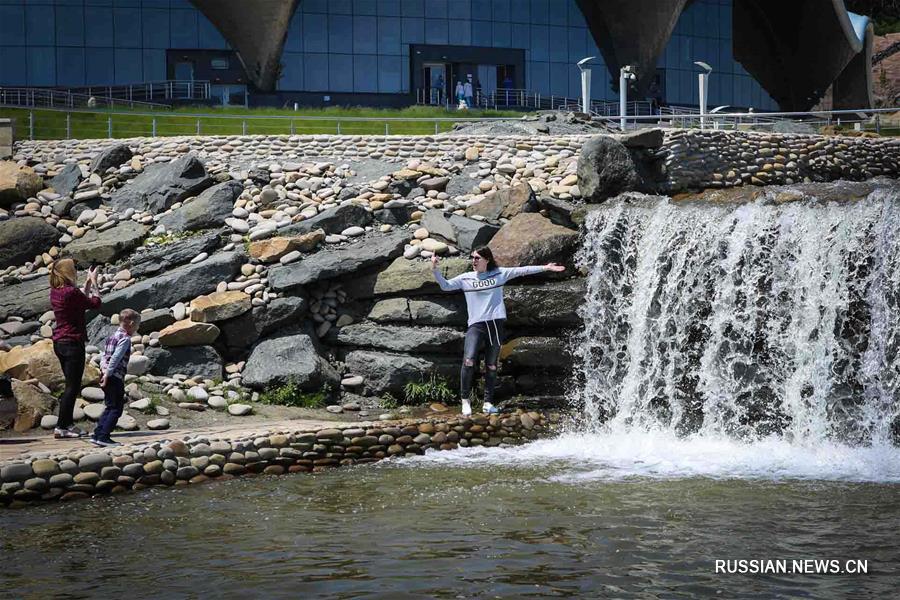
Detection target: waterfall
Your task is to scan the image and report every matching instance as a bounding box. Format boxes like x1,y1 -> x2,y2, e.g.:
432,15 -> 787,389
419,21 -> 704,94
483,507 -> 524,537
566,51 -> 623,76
574,187 -> 900,447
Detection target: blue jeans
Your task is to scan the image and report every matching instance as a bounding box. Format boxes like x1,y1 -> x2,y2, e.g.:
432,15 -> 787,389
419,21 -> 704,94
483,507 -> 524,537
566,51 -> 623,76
94,377 -> 125,440
461,319 -> 505,404
53,340 -> 85,429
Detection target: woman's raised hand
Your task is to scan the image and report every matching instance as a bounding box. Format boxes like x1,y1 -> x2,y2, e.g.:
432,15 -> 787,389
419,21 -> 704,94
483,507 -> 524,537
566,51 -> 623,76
431,255 -> 440,269
544,263 -> 566,272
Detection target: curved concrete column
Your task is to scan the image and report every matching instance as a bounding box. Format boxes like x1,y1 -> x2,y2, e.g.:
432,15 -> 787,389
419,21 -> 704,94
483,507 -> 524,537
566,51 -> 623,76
189,0 -> 300,92
733,0 -> 869,111
832,20 -> 875,110
575,0 -> 689,97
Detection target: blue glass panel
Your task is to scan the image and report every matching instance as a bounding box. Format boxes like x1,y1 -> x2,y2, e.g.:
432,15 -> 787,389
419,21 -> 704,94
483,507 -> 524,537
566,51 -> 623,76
379,0 -> 401,17
170,9 -> 198,48
330,15 -> 353,53
510,22 -> 528,48
353,16 -> 377,53
666,69 -> 680,104
530,24 -> 548,61
55,6 -> 83,46
448,19 -> 471,45
279,52 -> 303,90
694,4 -> 707,38
720,3 -> 732,39
548,62 -> 568,96
113,8 -> 141,48
707,71 -> 721,105
402,60 -> 409,92
378,17 -> 401,54
452,0 -> 471,20
142,9 -> 169,49
401,17 -> 424,43
492,21 -> 510,47
402,0 -> 424,17
284,10 -> 301,52
303,13 -> 328,53
568,67 -> 580,98
304,53 -> 328,90
354,0 -> 377,15
717,73 -> 733,107
529,60 -> 549,94
471,0 -> 490,20
548,25 -> 566,61
704,3 -> 719,38
492,0 -> 510,21
330,0 -> 352,14
680,34 -> 692,66
0,6 -> 25,46
354,54 -> 378,92
378,54 -> 401,92
472,20 -> 491,46
425,18 -> 448,44
510,0 -> 529,24
142,49 -> 166,81
425,0 -> 448,19
529,0 -> 548,23
85,47 -> 114,84
0,47 -> 27,85
547,0 -> 565,25
329,54 -> 353,92
568,0 -> 586,26
114,48 -> 142,84
665,35 -> 678,69
567,27 -> 585,62
26,4 -> 54,45
302,0 -> 328,13
198,14 -> 227,48
25,46 -> 54,86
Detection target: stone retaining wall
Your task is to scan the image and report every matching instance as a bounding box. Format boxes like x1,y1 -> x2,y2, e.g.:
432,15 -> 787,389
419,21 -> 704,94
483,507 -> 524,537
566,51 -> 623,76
0,411 -> 554,508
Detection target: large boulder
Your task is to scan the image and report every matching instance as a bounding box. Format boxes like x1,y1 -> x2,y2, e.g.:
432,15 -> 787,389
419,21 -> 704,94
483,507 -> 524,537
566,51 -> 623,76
373,257 -> 469,296
0,162 -> 43,206
86,314 -> 117,348
0,217 -> 60,269
0,339 -> 98,391
136,308 -> 175,334
189,291 -> 251,323
268,231 -> 408,291
368,296 -> 467,326
11,380 -> 56,432
334,324 -> 464,353
242,332 -> 339,391
280,204 -> 372,236
109,154 -> 213,214
218,295 -> 307,355
577,135 -> 639,202
466,182 -> 538,221
374,206 -> 416,225
158,320 -> 220,347
90,143 -> 133,174
0,278 -> 50,321
504,279 -> 586,327
421,210 -> 499,252
144,345 -> 223,379
489,213 -> 578,268
48,164 -> 84,197
64,221 -> 148,266
127,230 -> 221,278
248,230 -> 324,263
100,251 -> 244,315
158,180 -> 243,232
342,350 -> 458,397
500,336 -> 571,369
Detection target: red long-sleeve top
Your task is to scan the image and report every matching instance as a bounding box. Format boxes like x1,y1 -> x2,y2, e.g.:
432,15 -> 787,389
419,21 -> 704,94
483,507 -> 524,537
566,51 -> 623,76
50,285 -> 101,343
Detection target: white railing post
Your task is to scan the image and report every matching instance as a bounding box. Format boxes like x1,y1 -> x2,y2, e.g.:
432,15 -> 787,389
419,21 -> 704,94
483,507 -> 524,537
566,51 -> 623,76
29,110 -> 34,140
66,113 -> 71,139
107,115 -> 112,138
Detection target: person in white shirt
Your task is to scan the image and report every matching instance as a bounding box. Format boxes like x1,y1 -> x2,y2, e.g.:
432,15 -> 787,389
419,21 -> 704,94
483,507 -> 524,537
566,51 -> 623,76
431,246 -> 565,415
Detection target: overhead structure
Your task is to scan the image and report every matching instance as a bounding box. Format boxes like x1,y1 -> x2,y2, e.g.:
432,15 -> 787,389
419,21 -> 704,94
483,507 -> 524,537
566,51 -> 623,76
189,0 -> 300,93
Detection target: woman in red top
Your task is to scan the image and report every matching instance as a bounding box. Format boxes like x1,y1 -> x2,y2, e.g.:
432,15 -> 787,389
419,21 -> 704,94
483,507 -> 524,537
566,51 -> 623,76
49,259 -> 100,439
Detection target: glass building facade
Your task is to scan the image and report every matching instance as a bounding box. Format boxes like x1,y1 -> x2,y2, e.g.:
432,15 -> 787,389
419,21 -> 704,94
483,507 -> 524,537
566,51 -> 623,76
0,0 -> 778,110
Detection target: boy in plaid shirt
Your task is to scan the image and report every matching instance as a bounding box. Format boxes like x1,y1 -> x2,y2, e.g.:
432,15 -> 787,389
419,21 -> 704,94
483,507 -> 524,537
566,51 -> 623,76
91,309 -> 141,447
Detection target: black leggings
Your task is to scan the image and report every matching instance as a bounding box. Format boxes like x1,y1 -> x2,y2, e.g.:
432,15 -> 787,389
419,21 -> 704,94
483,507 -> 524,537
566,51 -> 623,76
460,319 -> 505,404
53,340 -> 85,429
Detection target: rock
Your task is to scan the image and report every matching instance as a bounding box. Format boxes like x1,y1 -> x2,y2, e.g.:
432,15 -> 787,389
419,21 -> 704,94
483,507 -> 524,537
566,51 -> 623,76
147,418 -> 169,430
158,320 -> 220,346
466,182 -> 538,221
218,295 -> 308,354
420,176 -> 449,192
268,231 -> 409,291
143,345 -> 223,379
64,221 -> 148,266
539,196 -> 579,229
227,403 -> 252,416
617,127 -> 664,149
158,180 -> 243,232
48,163 -> 84,197
420,238 -> 448,254
423,211 -> 500,252
576,135 -> 639,202
117,413 -> 138,431
0,162 -> 43,207
242,331 -> 339,391
248,230 -> 325,263
341,375 -> 364,387
89,143 -> 133,174
11,380 -> 56,432
374,205 -> 416,225
187,386 -> 208,401
0,463 -> 34,482
127,354 -> 150,376
128,231 -> 221,279
489,213 -> 578,268
31,458 -> 60,478
0,278 -> 52,322
0,217 -> 60,269
129,398 -> 151,411
207,396 -> 227,409
504,279 -> 586,327
344,350 -> 457,397
40,414 -> 58,429
500,336 -> 571,369
189,291 -> 251,323
0,339 -> 98,391
335,323 -> 464,353
136,308 -> 176,334
368,296 -> 467,326
280,204 -> 372,236
325,405 -> 343,414
109,153 -> 214,214
373,257 -> 469,296
79,453 -> 112,472
83,403 -> 105,420
101,251 -> 244,315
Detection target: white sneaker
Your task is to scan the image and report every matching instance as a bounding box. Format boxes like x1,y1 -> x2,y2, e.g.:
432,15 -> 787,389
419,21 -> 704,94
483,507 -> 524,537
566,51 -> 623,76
461,398 -> 472,416
482,402 -> 499,415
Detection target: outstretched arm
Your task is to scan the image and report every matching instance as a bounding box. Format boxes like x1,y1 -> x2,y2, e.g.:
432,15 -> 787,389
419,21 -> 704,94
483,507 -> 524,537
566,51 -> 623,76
502,263 -> 566,280
431,255 -> 463,291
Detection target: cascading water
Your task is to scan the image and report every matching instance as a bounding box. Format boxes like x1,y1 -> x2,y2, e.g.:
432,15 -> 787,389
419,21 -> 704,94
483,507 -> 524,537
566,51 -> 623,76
574,185 -> 900,449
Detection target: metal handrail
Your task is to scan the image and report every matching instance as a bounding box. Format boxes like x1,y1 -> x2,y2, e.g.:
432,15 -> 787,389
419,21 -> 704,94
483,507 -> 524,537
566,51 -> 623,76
0,87 -> 170,110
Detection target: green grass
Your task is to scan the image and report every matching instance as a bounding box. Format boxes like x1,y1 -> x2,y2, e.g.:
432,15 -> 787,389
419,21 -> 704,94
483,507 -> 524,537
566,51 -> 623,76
403,373 -> 455,406
258,379 -> 332,409
0,104 -> 522,140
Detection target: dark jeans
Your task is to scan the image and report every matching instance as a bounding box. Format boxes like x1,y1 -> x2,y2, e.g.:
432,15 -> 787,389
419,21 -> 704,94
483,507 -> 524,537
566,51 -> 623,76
53,340 -> 85,429
461,319 -> 505,404
94,376 -> 125,440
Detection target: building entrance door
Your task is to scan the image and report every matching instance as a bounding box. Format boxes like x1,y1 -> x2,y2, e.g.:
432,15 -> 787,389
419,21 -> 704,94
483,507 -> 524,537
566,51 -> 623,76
423,63 -> 447,105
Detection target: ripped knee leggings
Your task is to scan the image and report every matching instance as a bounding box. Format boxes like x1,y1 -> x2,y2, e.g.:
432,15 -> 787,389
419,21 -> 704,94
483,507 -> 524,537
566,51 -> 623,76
460,319 -> 505,403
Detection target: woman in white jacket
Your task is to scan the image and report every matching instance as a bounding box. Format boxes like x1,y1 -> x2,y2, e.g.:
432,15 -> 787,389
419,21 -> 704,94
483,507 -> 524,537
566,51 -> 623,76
431,246 -> 565,415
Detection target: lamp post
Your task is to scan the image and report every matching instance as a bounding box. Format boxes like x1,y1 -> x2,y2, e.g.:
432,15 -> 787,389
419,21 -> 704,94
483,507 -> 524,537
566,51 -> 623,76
577,56 -> 596,115
694,61 -> 712,129
619,65 -> 636,131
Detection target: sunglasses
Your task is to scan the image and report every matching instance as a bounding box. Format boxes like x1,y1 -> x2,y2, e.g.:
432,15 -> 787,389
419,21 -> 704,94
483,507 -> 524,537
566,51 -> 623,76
471,255 -> 484,261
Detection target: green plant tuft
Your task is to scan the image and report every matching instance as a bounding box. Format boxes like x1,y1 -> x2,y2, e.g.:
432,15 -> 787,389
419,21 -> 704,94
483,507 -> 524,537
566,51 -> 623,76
403,373 -> 455,406
258,379 -> 332,409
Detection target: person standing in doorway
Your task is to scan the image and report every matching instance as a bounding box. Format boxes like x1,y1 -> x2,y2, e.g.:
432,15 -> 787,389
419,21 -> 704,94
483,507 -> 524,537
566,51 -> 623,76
455,80 -> 466,108
464,76 -> 474,110
48,259 -> 100,439
431,248 -> 565,415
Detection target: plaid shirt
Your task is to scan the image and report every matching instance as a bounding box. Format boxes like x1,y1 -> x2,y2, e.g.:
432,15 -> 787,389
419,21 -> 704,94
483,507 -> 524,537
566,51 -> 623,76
100,328 -> 132,380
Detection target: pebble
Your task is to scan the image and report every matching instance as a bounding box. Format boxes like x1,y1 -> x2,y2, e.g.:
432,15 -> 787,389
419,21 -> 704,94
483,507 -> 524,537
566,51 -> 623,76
147,419 -> 170,430
227,403 -> 253,416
